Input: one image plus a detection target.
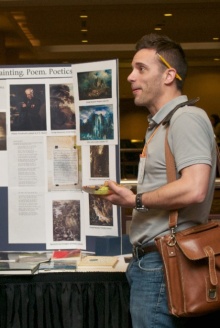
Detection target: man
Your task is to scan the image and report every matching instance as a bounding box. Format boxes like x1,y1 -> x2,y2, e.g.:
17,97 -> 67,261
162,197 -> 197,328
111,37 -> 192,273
19,87 -> 42,131
103,34 -> 217,327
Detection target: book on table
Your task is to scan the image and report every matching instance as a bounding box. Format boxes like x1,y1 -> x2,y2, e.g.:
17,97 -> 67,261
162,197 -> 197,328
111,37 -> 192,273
77,256 -> 118,269
0,251 -> 52,275
51,249 -> 81,262
0,261 -> 41,275
0,252 -> 17,262
18,252 -> 52,262
38,260 -> 77,273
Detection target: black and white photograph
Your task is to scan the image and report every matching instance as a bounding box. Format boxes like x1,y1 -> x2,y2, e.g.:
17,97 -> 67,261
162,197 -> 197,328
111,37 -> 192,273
10,84 -> 46,132
53,199 -> 81,242
46,191 -> 86,249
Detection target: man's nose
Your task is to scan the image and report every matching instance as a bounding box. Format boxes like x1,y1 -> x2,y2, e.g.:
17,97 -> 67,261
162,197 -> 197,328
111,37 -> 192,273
127,71 -> 134,83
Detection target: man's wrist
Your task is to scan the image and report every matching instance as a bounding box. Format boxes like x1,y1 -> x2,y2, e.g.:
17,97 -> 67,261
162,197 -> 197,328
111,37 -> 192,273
134,193 -> 149,212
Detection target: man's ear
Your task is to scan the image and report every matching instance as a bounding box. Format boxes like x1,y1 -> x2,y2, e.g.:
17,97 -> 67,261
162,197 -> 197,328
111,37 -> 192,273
164,68 -> 177,84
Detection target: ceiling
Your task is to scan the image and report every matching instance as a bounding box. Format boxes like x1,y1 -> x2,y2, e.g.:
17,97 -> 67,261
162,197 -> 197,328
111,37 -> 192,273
0,0 -> 220,68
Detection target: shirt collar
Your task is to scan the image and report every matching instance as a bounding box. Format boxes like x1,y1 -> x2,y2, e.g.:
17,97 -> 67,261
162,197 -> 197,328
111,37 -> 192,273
147,95 -> 188,130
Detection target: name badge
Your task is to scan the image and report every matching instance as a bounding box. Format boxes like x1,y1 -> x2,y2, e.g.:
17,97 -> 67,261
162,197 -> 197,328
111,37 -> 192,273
137,156 -> 146,184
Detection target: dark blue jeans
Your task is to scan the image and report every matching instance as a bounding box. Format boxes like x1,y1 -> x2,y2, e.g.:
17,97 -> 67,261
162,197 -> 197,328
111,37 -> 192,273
126,251 -> 181,327
126,250 -> 220,328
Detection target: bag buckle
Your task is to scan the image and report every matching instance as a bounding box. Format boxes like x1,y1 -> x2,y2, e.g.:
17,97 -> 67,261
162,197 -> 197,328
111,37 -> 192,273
167,227 -> 176,246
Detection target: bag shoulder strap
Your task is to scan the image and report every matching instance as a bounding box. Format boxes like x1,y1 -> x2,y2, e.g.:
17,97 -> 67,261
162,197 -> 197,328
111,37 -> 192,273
165,98 -> 220,229
162,97 -> 200,126
163,98 -> 202,229
164,98 -> 200,185
165,127 -> 179,228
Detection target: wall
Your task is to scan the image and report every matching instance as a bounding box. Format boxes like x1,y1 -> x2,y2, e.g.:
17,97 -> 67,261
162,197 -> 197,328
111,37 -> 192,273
119,106 -> 148,140
119,66 -> 220,140
183,66 -> 220,115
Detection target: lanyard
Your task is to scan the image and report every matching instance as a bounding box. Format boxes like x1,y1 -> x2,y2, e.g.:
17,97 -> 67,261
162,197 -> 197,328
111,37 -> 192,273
140,124 -> 162,158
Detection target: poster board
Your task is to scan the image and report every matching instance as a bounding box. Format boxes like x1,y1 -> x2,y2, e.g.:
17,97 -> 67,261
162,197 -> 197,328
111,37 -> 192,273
0,60 -> 120,252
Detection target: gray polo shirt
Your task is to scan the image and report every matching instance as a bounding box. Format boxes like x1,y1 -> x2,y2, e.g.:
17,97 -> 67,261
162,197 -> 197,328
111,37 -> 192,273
130,95 -> 217,246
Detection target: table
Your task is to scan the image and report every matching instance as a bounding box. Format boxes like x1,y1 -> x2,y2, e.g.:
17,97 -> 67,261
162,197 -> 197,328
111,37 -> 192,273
0,272 -> 132,328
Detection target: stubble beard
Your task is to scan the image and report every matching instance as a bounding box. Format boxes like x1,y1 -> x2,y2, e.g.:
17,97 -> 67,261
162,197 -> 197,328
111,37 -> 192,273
133,94 -> 148,108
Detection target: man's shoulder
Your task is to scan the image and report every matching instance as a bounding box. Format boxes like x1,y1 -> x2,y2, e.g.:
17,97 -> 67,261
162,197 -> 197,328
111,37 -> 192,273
170,104 -> 207,124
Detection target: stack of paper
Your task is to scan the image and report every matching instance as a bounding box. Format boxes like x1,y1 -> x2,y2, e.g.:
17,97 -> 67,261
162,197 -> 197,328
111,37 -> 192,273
77,256 -> 118,270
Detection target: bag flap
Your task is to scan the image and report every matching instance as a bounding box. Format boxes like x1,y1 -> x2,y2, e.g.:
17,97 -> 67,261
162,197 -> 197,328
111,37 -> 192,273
175,222 -> 220,260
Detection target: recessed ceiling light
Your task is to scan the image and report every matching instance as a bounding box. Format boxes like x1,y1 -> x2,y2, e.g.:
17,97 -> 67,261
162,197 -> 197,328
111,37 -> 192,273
214,58 -> 220,61
164,13 -> 172,17
80,15 -> 88,18
81,29 -> 88,32
154,27 -> 162,31
213,37 -> 219,41
82,40 -> 88,43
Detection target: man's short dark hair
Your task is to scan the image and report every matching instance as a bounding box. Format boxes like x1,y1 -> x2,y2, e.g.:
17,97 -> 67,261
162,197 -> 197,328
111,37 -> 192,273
135,33 -> 187,90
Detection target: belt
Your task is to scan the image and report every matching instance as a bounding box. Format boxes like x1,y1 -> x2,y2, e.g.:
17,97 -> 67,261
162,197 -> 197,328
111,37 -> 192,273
132,244 -> 158,259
